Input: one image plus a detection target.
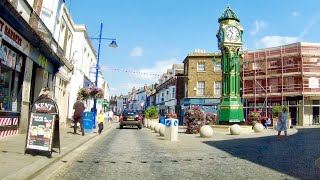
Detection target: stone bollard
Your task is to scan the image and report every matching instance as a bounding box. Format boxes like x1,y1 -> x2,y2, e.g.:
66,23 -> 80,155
154,123 -> 162,133
200,125 -> 214,138
253,123 -> 264,133
230,124 -> 241,135
151,122 -> 157,130
159,124 -> 165,137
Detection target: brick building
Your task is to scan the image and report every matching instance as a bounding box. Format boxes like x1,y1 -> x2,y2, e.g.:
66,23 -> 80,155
179,50 -> 222,124
243,42 -> 320,126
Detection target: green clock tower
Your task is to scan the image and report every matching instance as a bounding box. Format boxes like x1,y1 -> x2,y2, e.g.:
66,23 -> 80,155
216,5 -> 244,124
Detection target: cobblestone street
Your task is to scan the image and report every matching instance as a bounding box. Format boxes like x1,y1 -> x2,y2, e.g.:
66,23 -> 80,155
52,126 -> 320,180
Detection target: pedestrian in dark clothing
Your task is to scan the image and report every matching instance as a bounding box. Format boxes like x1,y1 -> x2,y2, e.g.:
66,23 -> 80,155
38,87 -> 50,99
72,97 -> 85,136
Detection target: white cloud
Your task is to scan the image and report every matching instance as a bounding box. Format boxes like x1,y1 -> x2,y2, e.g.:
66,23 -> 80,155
299,15 -> 319,38
291,11 -> 300,17
256,36 -> 300,48
130,46 -> 144,57
250,20 -> 267,35
135,58 -> 181,81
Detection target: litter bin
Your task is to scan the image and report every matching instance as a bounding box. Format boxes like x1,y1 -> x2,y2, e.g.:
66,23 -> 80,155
83,112 -> 94,133
159,116 -> 165,125
164,118 -> 179,141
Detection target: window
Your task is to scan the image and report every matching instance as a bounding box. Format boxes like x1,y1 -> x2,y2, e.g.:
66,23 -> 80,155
197,81 -> 205,96
166,91 -> 169,100
214,81 -> 222,96
197,62 -> 205,72
214,62 -> 221,72
0,46 -> 23,112
172,88 -> 175,99
161,93 -> 164,102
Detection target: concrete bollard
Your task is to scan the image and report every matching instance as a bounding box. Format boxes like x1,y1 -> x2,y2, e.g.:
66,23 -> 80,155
154,123 -> 162,133
230,124 -> 241,135
253,123 -> 264,133
200,125 -> 214,138
164,119 -> 178,141
151,122 -> 157,130
159,124 -> 165,137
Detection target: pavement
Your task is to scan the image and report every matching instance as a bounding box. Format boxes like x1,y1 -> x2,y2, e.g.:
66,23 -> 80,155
1,121 -> 319,180
0,120 -> 118,180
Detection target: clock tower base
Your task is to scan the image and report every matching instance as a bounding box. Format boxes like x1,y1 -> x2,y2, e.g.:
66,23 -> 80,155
218,97 -> 244,125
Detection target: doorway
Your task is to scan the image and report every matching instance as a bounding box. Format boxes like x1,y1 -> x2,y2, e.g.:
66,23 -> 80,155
312,100 -> 319,124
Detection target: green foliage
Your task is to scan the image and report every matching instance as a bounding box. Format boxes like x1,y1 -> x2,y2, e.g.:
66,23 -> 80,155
145,106 -> 159,119
273,106 -> 290,119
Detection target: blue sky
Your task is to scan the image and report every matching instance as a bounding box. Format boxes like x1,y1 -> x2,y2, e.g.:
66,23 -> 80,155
67,0 -> 320,96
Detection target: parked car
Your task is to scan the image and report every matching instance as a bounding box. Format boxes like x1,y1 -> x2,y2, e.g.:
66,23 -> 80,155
119,110 -> 143,129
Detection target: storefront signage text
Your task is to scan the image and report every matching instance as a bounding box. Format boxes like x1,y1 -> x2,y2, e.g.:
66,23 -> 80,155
34,103 -> 54,111
38,54 -> 48,69
0,19 -> 22,46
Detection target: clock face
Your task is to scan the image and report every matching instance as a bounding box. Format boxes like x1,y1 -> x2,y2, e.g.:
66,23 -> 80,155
226,26 -> 240,41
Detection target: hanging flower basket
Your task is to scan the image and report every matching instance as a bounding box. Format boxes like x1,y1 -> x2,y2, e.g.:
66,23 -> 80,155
77,86 -> 104,100
77,87 -> 90,100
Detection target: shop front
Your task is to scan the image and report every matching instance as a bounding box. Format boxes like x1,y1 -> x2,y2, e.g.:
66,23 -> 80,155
0,17 -> 30,137
179,98 -> 220,125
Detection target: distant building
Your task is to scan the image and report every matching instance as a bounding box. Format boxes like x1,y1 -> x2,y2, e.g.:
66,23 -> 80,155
156,64 -> 184,116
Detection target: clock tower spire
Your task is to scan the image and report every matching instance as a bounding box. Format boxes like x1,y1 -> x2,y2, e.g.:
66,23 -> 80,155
216,5 -> 244,124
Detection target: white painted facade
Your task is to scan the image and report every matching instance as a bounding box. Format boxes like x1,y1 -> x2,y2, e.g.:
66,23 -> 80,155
68,24 -> 97,119
136,88 -> 147,111
156,64 -> 183,114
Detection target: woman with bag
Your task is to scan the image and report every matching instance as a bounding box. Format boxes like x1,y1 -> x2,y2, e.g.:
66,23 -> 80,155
277,107 -> 288,140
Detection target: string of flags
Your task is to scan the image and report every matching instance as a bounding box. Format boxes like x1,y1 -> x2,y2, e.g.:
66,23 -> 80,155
105,67 -> 192,78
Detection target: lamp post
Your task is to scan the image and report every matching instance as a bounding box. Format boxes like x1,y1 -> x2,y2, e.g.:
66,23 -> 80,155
90,23 -> 117,128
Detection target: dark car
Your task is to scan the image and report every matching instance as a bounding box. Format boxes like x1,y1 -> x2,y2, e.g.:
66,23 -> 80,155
119,110 -> 143,129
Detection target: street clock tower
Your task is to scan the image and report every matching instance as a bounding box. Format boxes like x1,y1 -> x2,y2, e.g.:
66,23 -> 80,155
216,5 -> 244,124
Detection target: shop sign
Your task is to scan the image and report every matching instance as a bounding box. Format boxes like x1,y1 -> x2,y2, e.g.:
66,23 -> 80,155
0,17 -> 29,54
38,54 -> 49,69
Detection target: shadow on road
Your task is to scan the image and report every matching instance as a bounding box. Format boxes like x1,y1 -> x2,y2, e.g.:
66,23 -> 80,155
203,128 -> 320,179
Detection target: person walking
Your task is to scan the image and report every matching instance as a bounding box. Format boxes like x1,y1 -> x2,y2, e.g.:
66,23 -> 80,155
277,107 -> 288,140
108,110 -> 114,122
72,97 -> 85,136
97,110 -> 105,135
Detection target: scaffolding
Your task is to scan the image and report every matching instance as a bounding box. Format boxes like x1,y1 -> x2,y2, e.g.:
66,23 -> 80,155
242,42 -> 320,125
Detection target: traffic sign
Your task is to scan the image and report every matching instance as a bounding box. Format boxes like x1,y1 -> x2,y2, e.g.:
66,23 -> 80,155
174,120 -> 178,127
165,120 -> 171,127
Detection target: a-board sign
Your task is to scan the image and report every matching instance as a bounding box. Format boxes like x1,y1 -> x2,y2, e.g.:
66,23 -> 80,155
25,97 -> 60,156
26,112 -> 56,151
31,97 -> 59,113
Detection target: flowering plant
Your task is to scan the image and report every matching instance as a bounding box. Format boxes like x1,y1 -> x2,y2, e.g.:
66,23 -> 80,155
184,106 -> 216,134
77,86 -> 104,100
88,86 -> 104,99
247,111 -> 261,125
77,87 -> 90,100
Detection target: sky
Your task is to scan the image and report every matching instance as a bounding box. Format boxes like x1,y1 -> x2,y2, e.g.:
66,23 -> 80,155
67,0 -> 320,96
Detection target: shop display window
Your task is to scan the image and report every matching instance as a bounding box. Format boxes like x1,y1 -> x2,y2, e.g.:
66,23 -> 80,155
0,44 -> 23,112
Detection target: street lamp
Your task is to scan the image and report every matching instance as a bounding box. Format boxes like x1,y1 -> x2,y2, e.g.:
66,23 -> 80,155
90,23 -> 117,128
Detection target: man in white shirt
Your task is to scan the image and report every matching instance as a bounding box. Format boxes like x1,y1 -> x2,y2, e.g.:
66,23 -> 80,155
108,110 -> 114,122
